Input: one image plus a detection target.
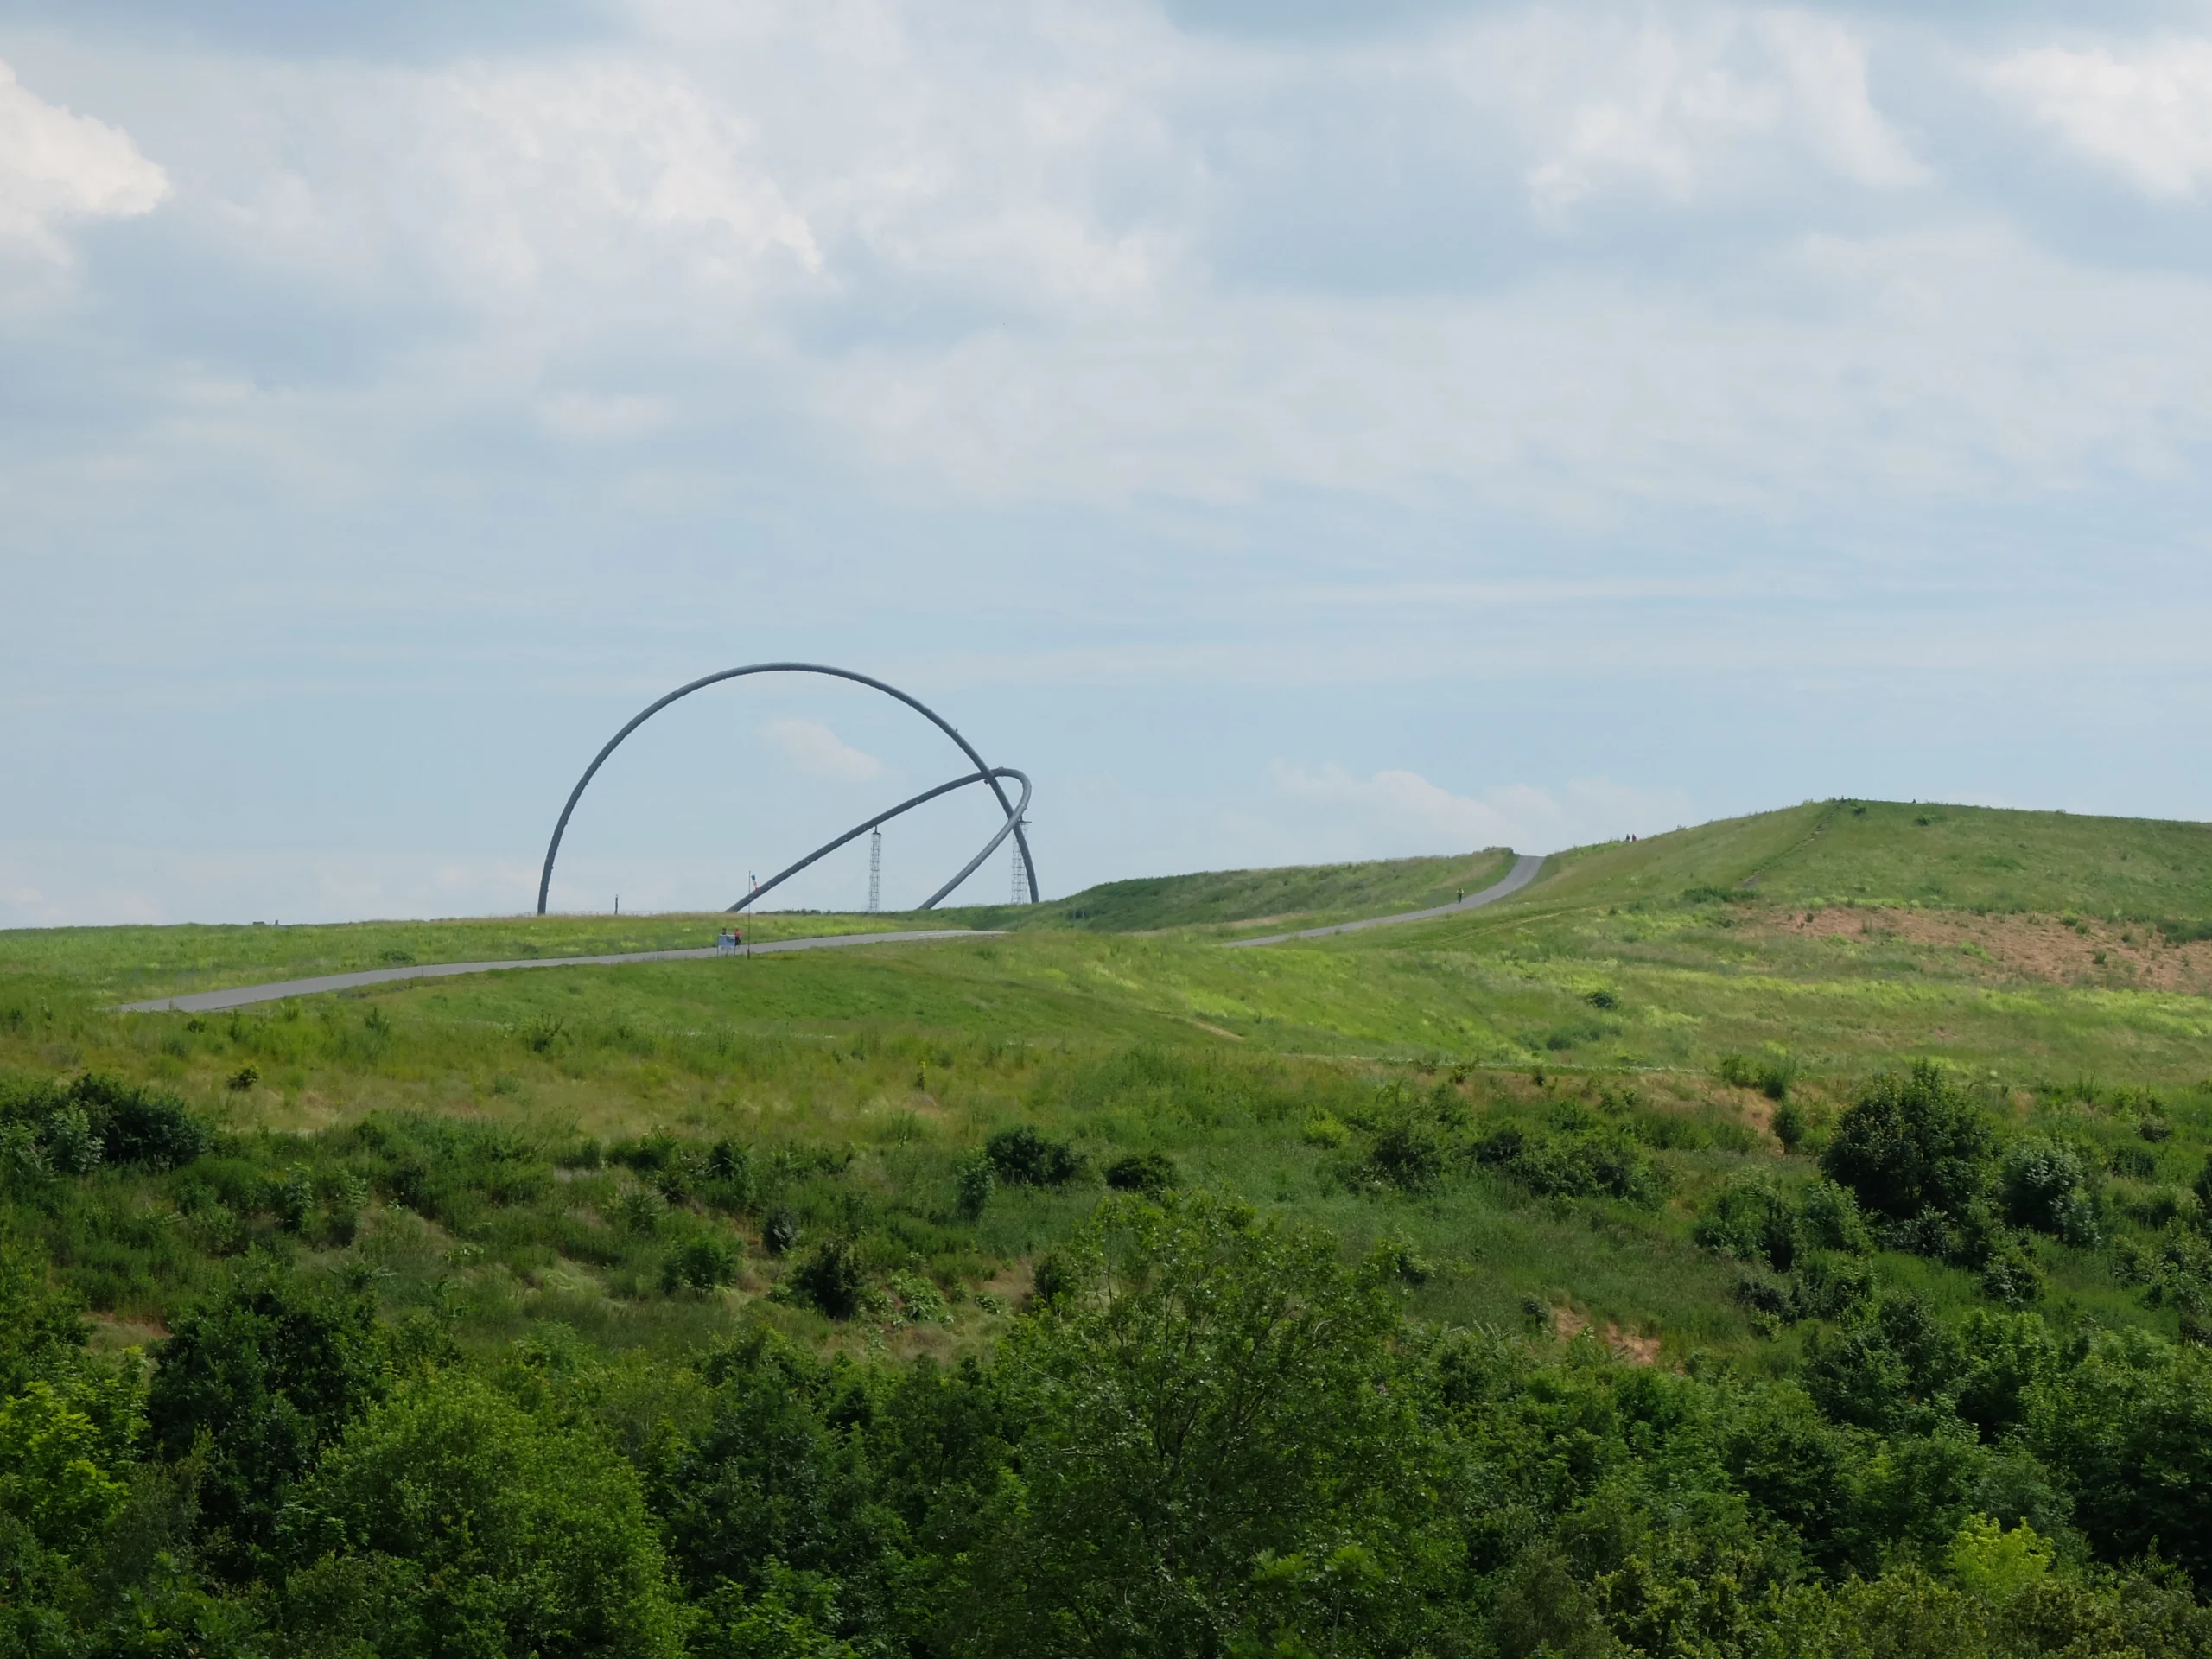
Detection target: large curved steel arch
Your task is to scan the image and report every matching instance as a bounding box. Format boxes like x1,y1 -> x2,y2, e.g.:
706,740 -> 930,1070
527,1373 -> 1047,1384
536,663 -> 1038,916
723,767 -> 1030,916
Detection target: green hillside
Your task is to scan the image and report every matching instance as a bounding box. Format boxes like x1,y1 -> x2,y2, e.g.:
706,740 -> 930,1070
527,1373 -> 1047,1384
7,798 -> 2212,1655
1526,798 -> 2212,927
969,845 -> 1517,935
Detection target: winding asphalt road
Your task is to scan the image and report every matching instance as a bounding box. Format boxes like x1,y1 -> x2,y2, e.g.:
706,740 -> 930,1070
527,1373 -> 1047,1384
111,929 -> 1001,1014
111,853 -> 1548,1013
1219,853 -> 1547,948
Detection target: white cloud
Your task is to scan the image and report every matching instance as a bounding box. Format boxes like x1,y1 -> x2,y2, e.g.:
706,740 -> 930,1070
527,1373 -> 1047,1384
175,56 -> 819,333
537,391 -> 669,441
1271,762 -> 1690,855
1443,7 -> 1924,219
760,716 -> 885,782
1988,41 -> 2212,198
0,59 -> 168,261
810,224 -> 2212,507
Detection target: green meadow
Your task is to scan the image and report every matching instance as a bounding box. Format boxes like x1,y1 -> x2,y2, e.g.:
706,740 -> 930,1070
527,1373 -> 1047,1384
5,797 -> 2211,1361
10,798 -> 2212,1655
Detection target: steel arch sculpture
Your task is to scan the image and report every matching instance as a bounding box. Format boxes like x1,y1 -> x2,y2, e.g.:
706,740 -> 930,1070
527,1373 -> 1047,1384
536,663 -> 1039,916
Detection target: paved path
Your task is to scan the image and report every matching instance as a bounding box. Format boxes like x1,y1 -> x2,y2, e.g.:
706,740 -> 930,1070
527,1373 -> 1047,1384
1220,853 -> 1547,948
112,929 -> 1002,1014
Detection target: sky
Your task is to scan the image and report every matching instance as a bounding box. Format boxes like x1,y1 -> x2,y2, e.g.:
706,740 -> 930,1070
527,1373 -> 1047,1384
4,0 -> 2212,925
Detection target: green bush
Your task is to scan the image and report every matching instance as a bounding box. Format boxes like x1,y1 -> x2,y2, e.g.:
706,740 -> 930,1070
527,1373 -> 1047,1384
276,1372 -> 684,1658
1758,1053 -> 1799,1103
953,1152 -> 995,1220
1772,1096 -> 1808,1153
1821,1062 -> 1997,1229
1696,1174 -> 1800,1271
2002,1137 -> 2099,1245
763,1205 -> 802,1255
1476,1124 -> 1667,1205
1103,1150 -> 1177,1198
787,1241 -> 866,1320
984,1126 -> 1083,1187
147,1274 -> 389,1567
0,1071 -> 212,1177
661,1234 -> 740,1295
982,1194 -> 1435,1656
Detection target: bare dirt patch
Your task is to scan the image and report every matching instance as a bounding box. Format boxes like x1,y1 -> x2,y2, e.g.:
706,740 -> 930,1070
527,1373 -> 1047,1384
1769,906 -> 2212,993
1550,1306 -> 1661,1363
1604,1323 -> 1662,1365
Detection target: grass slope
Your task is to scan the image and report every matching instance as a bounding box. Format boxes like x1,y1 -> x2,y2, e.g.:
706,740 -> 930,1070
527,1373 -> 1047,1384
1524,797 -> 2212,925
3,798 -> 2210,1371
961,846 -> 1516,936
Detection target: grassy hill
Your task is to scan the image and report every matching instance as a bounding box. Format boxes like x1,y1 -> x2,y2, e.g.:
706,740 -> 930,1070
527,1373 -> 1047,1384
1523,798 -> 2212,926
10,796 -> 2212,1650
1,849 -> 1513,1005
3,794 -> 2209,1364
964,845 -> 1516,935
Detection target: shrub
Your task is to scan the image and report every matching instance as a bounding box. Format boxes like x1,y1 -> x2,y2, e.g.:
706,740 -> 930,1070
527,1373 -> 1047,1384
1980,1248 -> 2044,1310
148,1275 -> 389,1566
1300,1113 -> 1351,1150
1478,1122 -> 1668,1206
0,1378 -> 134,1550
1788,1253 -> 1874,1322
43,1105 -> 104,1174
1797,1180 -> 1873,1254
662,1234 -> 740,1295
988,1194 -> 1421,1656
0,1072 -> 213,1177
763,1206 -> 802,1255
2108,1145 -> 2157,1180
1772,1097 -> 1808,1153
67,1073 -> 213,1168
613,1184 -> 667,1237
955,1152 -> 995,1219
1103,1150 -> 1177,1198
986,1126 -> 1083,1187
1758,1053 -> 1799,1103
276,1372 -> 683,1658
1821,1062 -> 1996,1226
1029,1249 -> 1076,1308
270,1166 -> 315,1234
1804,1294 -> 1965,1433
2002,1138 -> 2093,1239
1697,1174 -> 1799,1271
787,1240 -> 866,1320
1367,1119 -> 1446,1192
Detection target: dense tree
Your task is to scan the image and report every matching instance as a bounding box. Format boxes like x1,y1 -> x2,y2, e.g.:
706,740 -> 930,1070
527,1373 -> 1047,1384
276,1371 -> 684,1659
145,1274 -> 388,1569
970,1192 -> 1448,1658
1821,1062 -> 1997,1227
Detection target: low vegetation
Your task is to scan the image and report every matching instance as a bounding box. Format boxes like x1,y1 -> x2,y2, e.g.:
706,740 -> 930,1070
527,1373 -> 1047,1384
4,798 -> 2212,1654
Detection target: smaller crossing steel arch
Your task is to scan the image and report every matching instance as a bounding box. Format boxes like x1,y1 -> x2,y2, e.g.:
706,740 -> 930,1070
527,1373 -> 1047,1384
537,663 -> 1038,916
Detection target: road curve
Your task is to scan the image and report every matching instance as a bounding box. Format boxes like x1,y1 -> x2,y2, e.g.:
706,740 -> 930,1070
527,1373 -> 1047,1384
111,929 -> 1002,1015
1220,853 -> 1546,949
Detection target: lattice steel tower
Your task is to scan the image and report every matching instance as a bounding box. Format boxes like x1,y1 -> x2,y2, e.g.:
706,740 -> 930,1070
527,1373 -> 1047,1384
868,828 -> 881,912
1008,820 -> 1028,904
